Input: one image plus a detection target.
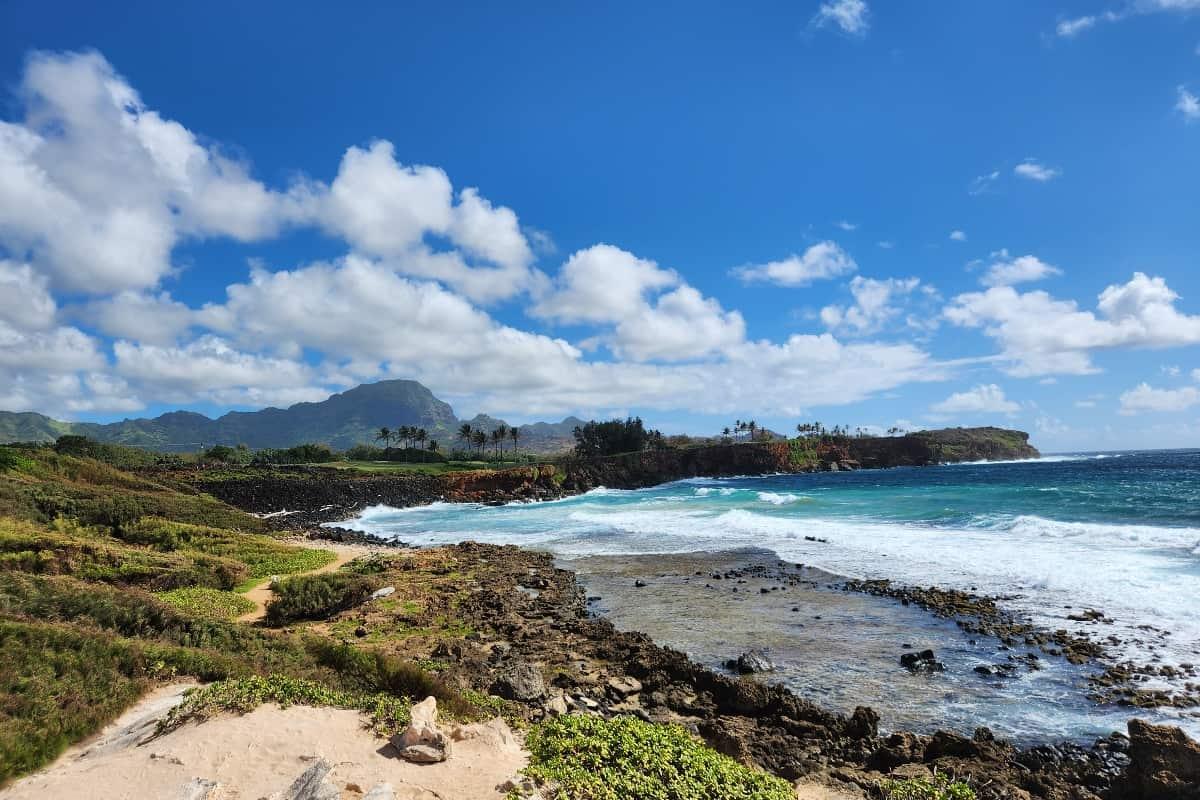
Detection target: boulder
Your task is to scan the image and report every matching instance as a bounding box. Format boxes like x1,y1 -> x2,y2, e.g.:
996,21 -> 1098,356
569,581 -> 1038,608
900,649 -> 945,673
284,759 -> 339,800
371,586 -> 396,599
392,696 -> 450,764
606,675 -> 643,697
1120,719 -> 1200,799
845,705 -> 879,739
490,661 -> 548,702
725,648 -> 775,674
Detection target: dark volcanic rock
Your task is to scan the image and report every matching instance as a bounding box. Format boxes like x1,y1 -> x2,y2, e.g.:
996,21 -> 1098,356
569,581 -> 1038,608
725,648 -> 775,674
489,661 -> 548,702
900,649 -> 945,673
1117,719 -> 1200,799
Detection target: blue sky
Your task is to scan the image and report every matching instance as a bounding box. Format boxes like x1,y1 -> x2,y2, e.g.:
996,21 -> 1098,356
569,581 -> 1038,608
1,0 -> 1199,450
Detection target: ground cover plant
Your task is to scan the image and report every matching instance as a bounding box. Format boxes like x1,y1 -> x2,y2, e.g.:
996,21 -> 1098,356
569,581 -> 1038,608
155,586 -> 256,621
521,713 -> 794,800
880,774 -> 977,800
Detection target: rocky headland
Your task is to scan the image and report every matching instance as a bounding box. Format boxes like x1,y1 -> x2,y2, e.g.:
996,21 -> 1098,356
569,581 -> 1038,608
182,427 -> 1041,527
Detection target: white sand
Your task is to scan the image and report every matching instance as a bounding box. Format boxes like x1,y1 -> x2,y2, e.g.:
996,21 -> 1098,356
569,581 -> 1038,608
3,696 -> 525,800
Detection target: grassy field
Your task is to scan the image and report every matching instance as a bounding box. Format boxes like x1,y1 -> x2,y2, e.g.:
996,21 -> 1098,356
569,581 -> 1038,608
328,459 -> 527,474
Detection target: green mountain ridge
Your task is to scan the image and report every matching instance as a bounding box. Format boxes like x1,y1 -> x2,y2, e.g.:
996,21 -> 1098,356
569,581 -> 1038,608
0,380 -> 582,454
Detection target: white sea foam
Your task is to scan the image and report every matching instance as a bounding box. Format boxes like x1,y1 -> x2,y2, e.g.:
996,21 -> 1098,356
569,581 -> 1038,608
694,487 -> 737,496
756,491 -> 809,505
943,453 -> 1118,466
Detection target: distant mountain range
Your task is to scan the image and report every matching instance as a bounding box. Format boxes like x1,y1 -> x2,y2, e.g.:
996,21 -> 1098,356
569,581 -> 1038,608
0,380 -> 585,455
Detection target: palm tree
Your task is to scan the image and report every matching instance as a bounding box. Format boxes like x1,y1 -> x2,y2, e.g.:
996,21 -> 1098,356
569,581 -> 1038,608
458,423 -> 473,451
509,426 -> 520,455
491,428 -> 506,458
416,428 -> 427,449
472,429 -> 487,456
428,439 -> 439,452
735,419 -> 743,442
376,427 -> 392,450
748,420 -> 757,442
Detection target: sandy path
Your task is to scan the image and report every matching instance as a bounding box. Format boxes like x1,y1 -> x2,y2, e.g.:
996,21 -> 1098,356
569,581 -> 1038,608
2,701 -> 525,800
236,541 -> 389,623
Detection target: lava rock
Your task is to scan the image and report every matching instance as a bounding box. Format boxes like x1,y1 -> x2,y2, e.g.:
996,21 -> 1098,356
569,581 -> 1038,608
725,648 -> 775,674
490,661 -> 548,702
900,649 -> 946,673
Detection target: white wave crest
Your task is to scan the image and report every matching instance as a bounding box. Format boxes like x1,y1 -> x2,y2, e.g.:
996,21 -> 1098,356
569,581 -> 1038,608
757,491 -> 808,505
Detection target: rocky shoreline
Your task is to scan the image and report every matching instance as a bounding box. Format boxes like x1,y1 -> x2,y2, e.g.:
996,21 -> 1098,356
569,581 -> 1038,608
317,540 -> 1198,800
181,458 -> 1199,798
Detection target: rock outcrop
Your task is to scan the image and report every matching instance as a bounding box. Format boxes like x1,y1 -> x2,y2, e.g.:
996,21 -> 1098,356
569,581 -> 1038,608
1117,719 -> 1200,799
391,697 -> 450,764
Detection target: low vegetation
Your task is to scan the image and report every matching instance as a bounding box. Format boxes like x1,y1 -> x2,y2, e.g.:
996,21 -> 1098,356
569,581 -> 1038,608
155,586 -> 256,621
157,673 -> 413,737
265,572 -> 379,625
521,714 -> 794,800
880,774 -> 977,800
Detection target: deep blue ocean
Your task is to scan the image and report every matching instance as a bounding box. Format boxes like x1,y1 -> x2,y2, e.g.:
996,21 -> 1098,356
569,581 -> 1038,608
341,450 -> 1200,741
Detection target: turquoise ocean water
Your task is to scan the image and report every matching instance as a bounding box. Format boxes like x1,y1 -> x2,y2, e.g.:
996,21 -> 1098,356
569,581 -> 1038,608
341,450 -> 1200,741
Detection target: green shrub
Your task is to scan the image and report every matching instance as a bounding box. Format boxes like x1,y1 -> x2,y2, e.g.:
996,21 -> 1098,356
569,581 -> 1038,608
0,448 -> 33,473
0,517 -> 247,590
0,620 -> 147,784
265,572 -> 377,625
155,587 -> 256,621
881,775 -> 977,800
252,444 -> 338,465
522,714 -> 794,800
309,641 -> 475,718
52,436 -> 162,469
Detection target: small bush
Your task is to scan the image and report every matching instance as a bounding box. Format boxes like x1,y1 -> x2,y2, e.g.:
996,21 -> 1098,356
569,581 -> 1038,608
265,572 -> 377,625
523,714 -> 794,800
881,775 -> 977,800
155,587 -> 256,621
308,641 -> 477,719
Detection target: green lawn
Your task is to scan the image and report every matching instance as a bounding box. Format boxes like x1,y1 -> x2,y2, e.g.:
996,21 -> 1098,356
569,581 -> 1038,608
327,460 -> 525,475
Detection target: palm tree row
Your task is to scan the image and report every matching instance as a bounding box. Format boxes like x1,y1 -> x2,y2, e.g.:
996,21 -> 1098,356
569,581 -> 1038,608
375,425 -> 435,450
457,422 -> 521,459
725,419 -> 760,442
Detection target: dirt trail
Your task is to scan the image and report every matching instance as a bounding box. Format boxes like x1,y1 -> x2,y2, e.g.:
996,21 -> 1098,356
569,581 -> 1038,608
236,541 -> 385,623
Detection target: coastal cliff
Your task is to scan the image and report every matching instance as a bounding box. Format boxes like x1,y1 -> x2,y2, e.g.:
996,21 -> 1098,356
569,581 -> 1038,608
846,426 -> 1039,469
190,427 -> 1039,524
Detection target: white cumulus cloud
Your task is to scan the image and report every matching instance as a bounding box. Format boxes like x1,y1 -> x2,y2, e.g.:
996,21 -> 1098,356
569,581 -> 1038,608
980,253 -> 1062,287
1014,159 -> 1061,182
931,384 -> 1020,416
733,241 -> 857,287
1119,383 -> 1200,414
812,0 -> 870,35
946,272 -> 1200,377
